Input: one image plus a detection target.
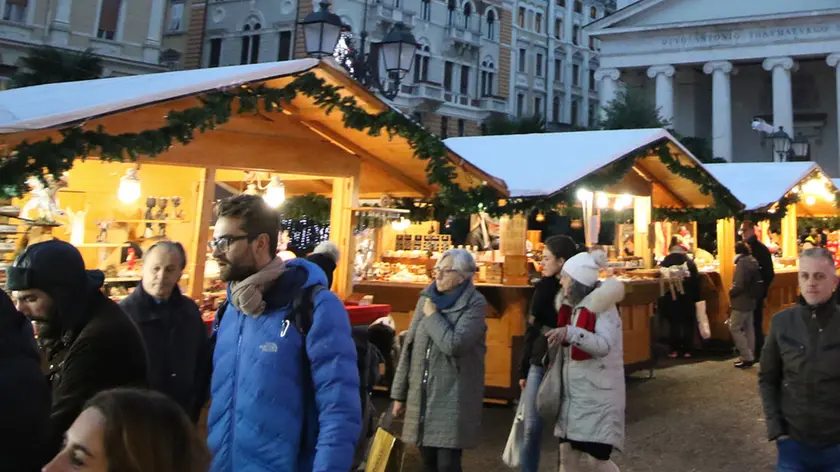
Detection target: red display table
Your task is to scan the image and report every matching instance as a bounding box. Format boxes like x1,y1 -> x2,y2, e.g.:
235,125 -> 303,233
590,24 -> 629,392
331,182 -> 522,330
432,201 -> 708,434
345,304 -> 391,325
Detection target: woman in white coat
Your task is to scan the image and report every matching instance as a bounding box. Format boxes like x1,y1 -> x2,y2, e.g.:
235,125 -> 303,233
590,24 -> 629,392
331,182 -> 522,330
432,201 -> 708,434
546,249 -> 626,472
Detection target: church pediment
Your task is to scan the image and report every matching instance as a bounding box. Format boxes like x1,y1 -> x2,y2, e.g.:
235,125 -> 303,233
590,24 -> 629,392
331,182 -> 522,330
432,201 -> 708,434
590,0 -> 840,33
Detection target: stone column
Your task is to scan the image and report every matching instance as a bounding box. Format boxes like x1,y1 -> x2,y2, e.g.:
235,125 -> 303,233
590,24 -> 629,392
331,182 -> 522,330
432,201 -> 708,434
702,60 -> 735,162
48,0 -> 73,46
143,0 -> 168,63
647,64 -> 675,125
827,54 -> 840,171
762,56 -> 797,160
594,67 -> 620,120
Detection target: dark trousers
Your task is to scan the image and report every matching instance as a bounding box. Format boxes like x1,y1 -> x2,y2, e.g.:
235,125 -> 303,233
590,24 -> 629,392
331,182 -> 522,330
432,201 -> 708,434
669,312 -> 695,355
420,446 -> 463,472
777,439 -> 840,471
754,298 -> 766,359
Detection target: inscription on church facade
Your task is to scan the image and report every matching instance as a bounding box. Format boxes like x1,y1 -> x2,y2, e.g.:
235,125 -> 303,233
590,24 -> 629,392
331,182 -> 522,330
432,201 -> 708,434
659,24 -> 840,49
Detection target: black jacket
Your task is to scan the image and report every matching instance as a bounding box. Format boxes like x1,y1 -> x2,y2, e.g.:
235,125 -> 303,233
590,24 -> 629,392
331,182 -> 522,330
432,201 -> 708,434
759,296 -> 840,446
120,285 -> 210,421
747,235 -> 775,299
47,291 -> 149,456
307,253 -> 337,289
518,277 -> 560,380
658,252 -> 701,318
0,291 -> 50,472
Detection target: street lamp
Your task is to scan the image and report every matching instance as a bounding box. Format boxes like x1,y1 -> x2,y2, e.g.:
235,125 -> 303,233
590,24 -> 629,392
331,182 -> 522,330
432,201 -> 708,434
770,126 -> 810,162
300,3 -> 419,100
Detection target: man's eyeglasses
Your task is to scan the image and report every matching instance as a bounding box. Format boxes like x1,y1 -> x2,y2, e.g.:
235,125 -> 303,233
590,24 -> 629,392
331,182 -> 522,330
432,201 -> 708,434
207,235 -> 252,253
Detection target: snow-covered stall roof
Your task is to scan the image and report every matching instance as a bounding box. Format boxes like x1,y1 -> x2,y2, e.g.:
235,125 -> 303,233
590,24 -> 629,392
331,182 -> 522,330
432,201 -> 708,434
705,162 -> 829,211
0,59 -> 506,197
444,128 -> 732,207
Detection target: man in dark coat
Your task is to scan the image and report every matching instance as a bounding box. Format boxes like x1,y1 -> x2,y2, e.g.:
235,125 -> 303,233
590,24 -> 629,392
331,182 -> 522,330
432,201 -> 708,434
0,289 -> 50,471
6,240 -> 148,457
119,241 -> 209,422
741,221 -> 775,359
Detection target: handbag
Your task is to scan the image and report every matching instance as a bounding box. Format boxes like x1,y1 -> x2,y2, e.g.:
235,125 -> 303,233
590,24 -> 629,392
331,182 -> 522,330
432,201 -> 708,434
365,407 -> 406,472
502,394 -> 526,467
695,300 -> 711,340
536,344 -> 563,424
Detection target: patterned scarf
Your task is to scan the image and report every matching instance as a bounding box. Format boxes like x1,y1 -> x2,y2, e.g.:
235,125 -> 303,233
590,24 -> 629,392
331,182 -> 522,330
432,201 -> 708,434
557,304 -> 597,361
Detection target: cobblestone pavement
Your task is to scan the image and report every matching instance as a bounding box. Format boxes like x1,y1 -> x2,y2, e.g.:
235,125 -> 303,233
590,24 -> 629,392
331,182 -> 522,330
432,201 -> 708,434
375,355 -> 777,472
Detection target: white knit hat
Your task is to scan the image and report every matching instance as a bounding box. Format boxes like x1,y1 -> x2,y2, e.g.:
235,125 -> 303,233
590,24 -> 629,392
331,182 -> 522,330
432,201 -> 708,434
562,249 -> 608,287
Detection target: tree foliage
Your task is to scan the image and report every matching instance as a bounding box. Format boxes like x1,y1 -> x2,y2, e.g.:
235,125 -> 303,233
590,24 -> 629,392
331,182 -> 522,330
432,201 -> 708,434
12,46 -> 103,88
482,114 -> 546,135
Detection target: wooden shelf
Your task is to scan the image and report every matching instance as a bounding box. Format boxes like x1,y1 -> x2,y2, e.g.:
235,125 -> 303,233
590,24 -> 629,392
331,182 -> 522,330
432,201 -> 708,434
104,277 -> 141,283
349,207 -> 409,214
113,219 -> 190,224
76,243 -> 130,248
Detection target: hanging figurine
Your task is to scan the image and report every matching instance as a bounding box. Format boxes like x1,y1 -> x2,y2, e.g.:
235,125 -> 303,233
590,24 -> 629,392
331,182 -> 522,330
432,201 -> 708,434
144,197 -> 157,238
96,220 -> 112,243
19,174 -> 68,223
156,197 -> 169,237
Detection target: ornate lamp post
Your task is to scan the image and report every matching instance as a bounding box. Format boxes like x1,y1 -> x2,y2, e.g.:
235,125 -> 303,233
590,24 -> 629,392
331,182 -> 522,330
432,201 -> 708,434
770,126 -> 810,162
300,2 -> 419,100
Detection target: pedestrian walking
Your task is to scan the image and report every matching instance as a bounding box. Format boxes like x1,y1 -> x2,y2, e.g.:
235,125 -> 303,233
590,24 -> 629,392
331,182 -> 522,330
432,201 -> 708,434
206,195 -> 361,472
0,289 -> 50,472
517,235 -> 578,472
6,239 -> 149,458
728,242 -> 762,369
741,221 -> 774,359
119,241 -> 210,421
545,249 -> 625,472
658,241 -> 701,358
43,388 -> 210,472
391,248 -> 487,472
759,247 -> 840,471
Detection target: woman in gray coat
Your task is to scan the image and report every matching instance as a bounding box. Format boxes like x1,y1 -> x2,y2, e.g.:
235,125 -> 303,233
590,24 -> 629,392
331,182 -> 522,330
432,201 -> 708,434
391,248 -> 487,472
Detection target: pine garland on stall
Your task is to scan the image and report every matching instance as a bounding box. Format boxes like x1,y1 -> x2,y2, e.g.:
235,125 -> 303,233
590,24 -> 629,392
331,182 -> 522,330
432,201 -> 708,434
0,71 -> 743,222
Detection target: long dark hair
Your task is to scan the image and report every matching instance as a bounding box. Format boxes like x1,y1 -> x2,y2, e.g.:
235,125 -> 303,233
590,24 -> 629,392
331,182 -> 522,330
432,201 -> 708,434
544,235 -> 578,262
84,388 -> 210,472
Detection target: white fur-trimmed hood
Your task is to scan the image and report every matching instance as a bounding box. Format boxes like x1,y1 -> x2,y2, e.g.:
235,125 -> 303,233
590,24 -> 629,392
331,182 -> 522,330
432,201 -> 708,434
554,277 -> 626,314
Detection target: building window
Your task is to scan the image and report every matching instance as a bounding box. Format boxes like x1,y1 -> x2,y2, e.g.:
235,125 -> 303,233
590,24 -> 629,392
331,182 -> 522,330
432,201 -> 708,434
481,60 -> 495,96
571,99 -> 579,126
554,59 -> 562,81
463,2 -> 472,29
535,12 -> 542,33
518,49 -> 526,73
589,69 -> 596,90
457,119 -> 466,136
167,0 -> 184,32
574,0 -> 582,13
534,96 -> 542,118
552,95 -> 561,122
240,23 -> 261,64
413,45 -> 430,82
589,36 -> 595,50
3,0 -> 27,22
444,61 -> 454,91
518,7 -> 525,28
441,116 -> 449,138
590,6 -> 597,19
573,25 -> 580,45
412,111 -> 423,123
516,93 -> 525,117
557,0 -> 565,6
209,38 -> 222,67
589,104 -> 597,127
486,10 -> 496,40
535,53 -> 543,77
421,0 -> 431,20
572,64 -> 580,86
278,30 -> 293,61
460,65 -> 470,95
448,0 -> 456,25
97,0 -> 122,40
554,18 -> 562,39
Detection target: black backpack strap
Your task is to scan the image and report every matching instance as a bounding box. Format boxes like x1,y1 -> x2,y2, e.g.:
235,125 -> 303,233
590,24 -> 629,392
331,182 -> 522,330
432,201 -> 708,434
291,284 -> 328,337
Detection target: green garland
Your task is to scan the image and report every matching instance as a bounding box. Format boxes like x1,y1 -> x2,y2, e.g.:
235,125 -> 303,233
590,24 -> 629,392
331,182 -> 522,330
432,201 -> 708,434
0,71 -> 744,222
280,193 -> 331,224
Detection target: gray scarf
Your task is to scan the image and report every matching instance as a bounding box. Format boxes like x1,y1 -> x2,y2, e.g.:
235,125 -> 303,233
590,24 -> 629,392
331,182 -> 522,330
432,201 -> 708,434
229,257 -> 286,316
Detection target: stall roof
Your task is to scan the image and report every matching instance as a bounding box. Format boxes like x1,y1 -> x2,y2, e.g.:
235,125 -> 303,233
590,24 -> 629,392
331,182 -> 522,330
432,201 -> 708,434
444,128 -> 732,207
705,162 -> 837,213
0,59 -> 506,198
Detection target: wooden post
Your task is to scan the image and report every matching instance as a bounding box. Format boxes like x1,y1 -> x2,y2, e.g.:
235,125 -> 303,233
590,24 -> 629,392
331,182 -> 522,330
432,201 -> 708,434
781,204 -> 798,258
633,196 -> 652,268
716,218 -> 736,291
330,176 -> 360,300
188,167 -> 216,300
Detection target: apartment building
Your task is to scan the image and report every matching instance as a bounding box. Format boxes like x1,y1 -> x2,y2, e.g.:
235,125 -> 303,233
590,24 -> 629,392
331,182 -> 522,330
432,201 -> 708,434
0,0 -> 169,79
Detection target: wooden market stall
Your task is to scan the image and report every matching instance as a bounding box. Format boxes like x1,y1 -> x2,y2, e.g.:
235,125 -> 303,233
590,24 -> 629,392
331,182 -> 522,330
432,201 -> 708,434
356,128 -> 742,400
0,59 -> 506,319
706,162 -> 840,334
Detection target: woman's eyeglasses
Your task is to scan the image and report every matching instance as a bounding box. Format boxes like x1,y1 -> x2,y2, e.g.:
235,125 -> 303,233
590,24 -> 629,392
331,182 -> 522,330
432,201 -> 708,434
207,235 -> 252,253
433,267 -> 459,279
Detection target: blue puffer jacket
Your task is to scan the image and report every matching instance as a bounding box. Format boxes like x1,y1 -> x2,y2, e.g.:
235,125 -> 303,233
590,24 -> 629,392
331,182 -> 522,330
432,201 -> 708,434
207,258 -> 361,472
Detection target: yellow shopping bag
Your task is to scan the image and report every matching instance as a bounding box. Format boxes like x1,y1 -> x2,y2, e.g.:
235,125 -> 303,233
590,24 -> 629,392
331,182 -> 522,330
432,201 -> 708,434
364,426 -> 405,472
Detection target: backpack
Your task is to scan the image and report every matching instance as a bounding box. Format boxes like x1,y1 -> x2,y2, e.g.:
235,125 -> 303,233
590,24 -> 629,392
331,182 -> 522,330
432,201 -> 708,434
211,284 -> 381,469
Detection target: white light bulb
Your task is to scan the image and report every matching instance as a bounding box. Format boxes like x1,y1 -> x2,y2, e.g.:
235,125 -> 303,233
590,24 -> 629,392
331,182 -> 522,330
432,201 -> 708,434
577,188 -> 593,202
263,177 -> 286,208
596,192 -> 609,209
117,169 -> 141,204
806,195 -> 817,206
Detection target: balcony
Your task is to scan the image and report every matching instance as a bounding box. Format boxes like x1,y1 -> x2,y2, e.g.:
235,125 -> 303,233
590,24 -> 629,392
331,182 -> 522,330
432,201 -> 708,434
400,82 -> 444,112
515,74 -> 529,87
479,96 -> 507,114
0,19 -> 35,41
534,77 -> 546,90
374,2 -> 415,29
443,90 -> 478,107
446,15 -> 481,50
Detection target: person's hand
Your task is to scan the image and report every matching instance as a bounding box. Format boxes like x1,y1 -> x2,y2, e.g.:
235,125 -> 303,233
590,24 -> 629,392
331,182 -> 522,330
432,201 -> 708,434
392,401 -> 405,418
423,298 -> 436,317
545,327 -> 568,348
519,379 -> 526,390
